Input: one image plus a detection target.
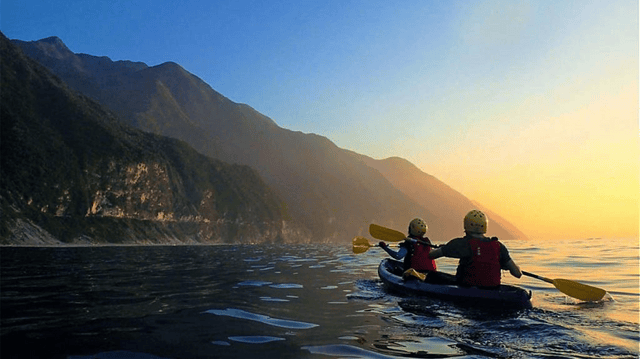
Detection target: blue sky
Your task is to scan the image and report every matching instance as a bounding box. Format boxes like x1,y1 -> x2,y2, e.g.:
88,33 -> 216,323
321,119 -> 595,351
2,0 -> 638,239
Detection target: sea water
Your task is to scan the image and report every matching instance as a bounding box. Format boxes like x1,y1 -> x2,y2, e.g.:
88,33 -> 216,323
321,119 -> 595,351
0,237 -> 638,358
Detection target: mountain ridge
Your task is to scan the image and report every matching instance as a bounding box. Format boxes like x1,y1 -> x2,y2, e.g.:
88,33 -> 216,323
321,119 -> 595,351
7,34 -> 529,243
356,155 -> 528,240
1,33 -> 301,245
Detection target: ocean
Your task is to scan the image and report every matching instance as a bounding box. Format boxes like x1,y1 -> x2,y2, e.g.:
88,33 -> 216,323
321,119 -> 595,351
1,237 -> 638,358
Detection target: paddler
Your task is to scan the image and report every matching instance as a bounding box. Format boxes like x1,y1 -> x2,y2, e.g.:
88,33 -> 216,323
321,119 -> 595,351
379,218 -> 439,276
429,210 -> 522,288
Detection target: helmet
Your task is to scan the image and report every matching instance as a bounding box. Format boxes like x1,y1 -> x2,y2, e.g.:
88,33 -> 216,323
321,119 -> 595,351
464,210 -> 487,234
408,218 -> 427,237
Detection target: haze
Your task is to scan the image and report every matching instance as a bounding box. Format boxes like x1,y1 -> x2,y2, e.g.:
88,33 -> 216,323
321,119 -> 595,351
2,0 -> 637,240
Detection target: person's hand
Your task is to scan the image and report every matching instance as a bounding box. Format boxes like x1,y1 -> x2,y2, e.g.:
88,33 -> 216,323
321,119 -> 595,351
378,241 -> 387,249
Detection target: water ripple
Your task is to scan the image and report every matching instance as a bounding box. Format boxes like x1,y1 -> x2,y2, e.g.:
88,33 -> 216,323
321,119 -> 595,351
204,308 -> 318,329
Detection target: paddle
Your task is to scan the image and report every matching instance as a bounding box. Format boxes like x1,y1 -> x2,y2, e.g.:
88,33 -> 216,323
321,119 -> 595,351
369,224 -> 406,242
522,271 -> 606,302
370,224 -> 439,247
352,236 -> 398,254
352,236 -> 376,254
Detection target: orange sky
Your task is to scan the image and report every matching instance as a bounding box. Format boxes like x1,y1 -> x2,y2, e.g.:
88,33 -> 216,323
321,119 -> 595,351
415,63 -> 638,240
319,1 -> 639,241
9,1 -> 635,241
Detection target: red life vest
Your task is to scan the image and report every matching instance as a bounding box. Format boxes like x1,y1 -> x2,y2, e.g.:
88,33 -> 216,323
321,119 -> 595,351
405,239 -> 437,272
461,237 -> 501,287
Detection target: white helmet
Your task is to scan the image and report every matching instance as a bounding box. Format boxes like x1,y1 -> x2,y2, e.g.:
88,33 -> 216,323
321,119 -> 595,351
408,218 -> 427,237
464,210 -> 488,234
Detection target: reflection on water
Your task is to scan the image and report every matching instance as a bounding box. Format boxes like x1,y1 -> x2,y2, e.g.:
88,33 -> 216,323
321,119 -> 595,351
205,308 -> 318,329
228,336 -> 286,344
69,351 -> 171,359
1,238 -> 638,359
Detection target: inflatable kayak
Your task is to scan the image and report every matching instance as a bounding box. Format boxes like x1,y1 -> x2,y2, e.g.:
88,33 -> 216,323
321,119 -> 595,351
378,259 -> 533,310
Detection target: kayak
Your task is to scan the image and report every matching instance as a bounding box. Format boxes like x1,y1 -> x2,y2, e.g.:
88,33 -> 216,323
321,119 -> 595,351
378,259 -> 533,310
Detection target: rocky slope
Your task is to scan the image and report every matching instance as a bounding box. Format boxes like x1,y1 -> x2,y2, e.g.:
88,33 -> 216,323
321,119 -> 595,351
6,35 -> 529,243
1,33 -> 301,245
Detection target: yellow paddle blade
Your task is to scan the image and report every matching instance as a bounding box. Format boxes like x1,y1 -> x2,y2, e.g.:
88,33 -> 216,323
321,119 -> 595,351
523,271 -> 607,302
353,236 -> 372,246
552,279 -> 607,302
352,236 -> 374,254
352,245 -> 370,254
369,224 -> 406,242
402,268 -> 426,281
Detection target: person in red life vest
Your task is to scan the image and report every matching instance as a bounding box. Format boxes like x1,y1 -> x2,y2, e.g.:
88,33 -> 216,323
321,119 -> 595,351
429,210 -> 522,288
379,218 -> 438,273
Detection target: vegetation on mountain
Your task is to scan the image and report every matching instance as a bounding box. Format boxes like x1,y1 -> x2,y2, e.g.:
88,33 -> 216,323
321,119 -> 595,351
4,34 -> 527,244
10,36 -> 436,241
1,33 -> 294,244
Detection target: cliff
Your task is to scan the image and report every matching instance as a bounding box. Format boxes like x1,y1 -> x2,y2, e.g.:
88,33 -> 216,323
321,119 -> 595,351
11,36 -> 436,241
5,34 -> 530,244
1,33 -> 301,245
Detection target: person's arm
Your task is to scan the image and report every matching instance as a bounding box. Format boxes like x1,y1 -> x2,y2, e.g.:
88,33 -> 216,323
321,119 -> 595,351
499,243 -> 522,278
505,259 -> 522,278
429,247 -> 444,259
429,237 -> 467,259
379,242 -> 408,260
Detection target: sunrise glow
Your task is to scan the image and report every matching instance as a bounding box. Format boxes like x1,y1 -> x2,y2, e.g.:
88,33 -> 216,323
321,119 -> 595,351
2,0 -> 637,241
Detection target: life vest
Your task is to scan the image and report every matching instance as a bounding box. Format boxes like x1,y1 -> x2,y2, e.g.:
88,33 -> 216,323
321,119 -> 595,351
461,237 -> 502,287
403,238 -> 437,272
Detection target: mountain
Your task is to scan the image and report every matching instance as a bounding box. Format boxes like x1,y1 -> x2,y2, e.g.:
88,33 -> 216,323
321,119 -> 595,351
356,156 -> 528,240
0,33 -> 300,245
10,35 -> 528,242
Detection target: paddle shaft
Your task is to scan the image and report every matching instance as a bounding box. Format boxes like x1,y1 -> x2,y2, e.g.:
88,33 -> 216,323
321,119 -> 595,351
369,224 -> 440,248
522,271 -> 554,284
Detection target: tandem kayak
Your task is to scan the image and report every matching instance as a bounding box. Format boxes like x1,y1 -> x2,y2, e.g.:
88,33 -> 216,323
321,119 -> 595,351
378,259 -> 533,310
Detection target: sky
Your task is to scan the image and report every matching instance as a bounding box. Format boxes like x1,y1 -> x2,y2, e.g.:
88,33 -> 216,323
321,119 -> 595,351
2,0 -> 638,240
